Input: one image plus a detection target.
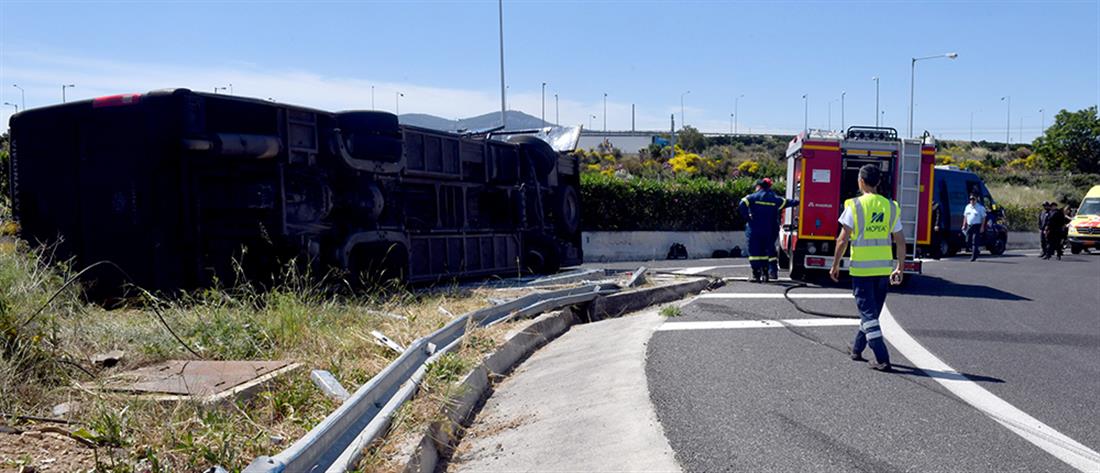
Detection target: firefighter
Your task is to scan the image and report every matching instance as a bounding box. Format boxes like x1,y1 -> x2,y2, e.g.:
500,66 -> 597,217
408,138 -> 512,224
829,164 -> 905,371
738,178 -> 791,282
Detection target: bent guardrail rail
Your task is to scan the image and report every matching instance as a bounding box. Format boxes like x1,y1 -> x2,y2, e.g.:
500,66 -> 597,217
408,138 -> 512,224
244,284 -> 616,473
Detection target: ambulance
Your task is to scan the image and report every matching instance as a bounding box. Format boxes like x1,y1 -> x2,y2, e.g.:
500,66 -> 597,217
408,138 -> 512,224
779,127 -> 935,279
1067,185 -> 1100,254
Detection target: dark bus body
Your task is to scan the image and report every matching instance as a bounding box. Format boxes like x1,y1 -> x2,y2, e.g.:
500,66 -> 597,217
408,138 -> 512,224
8,89 -> 582,293
927,166 -> 1007,257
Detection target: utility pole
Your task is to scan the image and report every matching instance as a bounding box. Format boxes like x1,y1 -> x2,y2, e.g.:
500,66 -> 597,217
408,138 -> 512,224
541,82 -> 547,126
873,76 -> 879,126
1001,96 -> 1011,146
498,0 -> 507,128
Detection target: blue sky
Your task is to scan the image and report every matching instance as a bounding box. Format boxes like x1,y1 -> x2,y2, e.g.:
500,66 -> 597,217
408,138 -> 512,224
2,0 -> 1097,141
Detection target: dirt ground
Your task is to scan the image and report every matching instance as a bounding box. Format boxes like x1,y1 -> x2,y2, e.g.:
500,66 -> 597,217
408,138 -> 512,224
0,426 -> 97,473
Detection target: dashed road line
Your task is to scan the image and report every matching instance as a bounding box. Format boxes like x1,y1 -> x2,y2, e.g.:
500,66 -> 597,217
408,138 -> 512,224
881,306 -> 1100,472
657,318 -> 859,332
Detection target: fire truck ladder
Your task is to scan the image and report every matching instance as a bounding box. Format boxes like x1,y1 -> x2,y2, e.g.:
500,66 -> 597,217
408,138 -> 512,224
897,140 -> 922,249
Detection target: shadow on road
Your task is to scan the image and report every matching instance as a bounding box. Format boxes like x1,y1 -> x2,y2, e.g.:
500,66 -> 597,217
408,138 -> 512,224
888,363 -> 1005,384
899,274 -> 1031,301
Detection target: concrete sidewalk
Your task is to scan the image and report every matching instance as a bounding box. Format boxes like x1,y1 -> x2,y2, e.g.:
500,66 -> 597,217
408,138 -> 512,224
448,308 -> 681,472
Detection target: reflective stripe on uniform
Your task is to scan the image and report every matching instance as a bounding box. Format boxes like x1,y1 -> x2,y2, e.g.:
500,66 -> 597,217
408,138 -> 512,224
754,201 -> 777,206
768,257 -> 778,262
861,319 -> 880,331
748,256 -> 770,261
849,259 -> 895,269
866,329 -> 883,340
851,238 -> 892,247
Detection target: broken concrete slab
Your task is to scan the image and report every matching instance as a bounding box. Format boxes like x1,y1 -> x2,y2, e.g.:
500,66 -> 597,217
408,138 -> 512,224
98,360 -> 300,403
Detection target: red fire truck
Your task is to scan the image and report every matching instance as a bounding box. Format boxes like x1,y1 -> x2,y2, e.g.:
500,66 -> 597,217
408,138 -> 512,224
779,126 -> 935,279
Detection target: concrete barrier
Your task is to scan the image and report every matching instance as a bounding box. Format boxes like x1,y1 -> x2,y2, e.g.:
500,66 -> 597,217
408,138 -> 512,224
1007,232 -> 1041,250
583,231 -> 745,262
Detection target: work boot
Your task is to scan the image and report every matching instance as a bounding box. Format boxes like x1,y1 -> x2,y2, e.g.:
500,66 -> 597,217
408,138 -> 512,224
769,270 -> 779,281
868,361 -> 891,371
849,349 -> 866,362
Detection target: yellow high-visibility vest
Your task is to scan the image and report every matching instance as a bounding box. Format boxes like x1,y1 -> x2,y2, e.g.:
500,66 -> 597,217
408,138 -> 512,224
846,193 -> 899,277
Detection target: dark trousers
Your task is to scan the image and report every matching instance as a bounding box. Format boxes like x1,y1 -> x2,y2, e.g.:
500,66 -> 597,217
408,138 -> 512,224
746,229 -> 777,277
851,276 -> 891,364
1049,232 -> 1064,257
966,225 -> 982,258
1040,231 -> 1049,256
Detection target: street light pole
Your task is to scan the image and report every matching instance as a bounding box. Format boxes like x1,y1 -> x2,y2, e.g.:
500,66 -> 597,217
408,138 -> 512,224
909,52 -> 959,138
603,92 -> 607,132
62,84 -> 75,103
589,114 -> 595,130
1040,108 -> 1045,132
970,111 -> 975,142
1001,96 -> 1011,146
730,113 -> 734,136
396,92 -> 404,115
228,83 -> 233,95
541,82 -> 547,126
873,76 -> 879,126
12,84 -> 25,110
3,102 -> 17,114
371,85 -> 375,110
498,0 -> 507,128
554,93 -> 559,125
734,94 -> 744,135
680,90 -> 690,130
802,94 -> 808,133
841,91 -> 846,131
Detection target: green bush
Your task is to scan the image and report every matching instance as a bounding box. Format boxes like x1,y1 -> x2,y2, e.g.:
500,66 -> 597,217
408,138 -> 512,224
580,174 -> 783,231
1000,204 -> 1042,232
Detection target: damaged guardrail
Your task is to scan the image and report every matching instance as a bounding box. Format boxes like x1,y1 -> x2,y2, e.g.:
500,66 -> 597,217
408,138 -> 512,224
243,284 -> 618,473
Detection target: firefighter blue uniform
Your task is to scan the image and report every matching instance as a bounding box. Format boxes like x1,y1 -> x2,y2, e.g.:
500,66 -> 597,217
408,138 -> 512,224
738,181 -> 794,281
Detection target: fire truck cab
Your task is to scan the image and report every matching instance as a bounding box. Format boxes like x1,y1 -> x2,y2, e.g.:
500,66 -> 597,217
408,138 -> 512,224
779,126 -> 935,279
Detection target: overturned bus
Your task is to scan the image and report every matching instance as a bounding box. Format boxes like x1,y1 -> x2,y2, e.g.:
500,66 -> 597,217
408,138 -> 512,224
8,89 -> 583,293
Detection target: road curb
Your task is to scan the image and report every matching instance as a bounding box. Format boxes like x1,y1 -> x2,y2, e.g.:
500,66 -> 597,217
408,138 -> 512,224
401,277 -> 715,472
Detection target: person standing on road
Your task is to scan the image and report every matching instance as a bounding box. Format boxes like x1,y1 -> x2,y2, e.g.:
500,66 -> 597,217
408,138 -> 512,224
1045,204 -> 1068,260
829,164 -> 905,371
738,178 -> 791,282
1038,202 -> 1053,258
963,194 -> 987,262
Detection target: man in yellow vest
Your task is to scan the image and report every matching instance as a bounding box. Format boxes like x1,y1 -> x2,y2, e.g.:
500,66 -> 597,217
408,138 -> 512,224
829,164 -> 906,371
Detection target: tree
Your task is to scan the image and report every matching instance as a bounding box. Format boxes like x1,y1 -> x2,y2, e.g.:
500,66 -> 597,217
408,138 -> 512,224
677,126 -> 706,153
1032,107 -> 1100,174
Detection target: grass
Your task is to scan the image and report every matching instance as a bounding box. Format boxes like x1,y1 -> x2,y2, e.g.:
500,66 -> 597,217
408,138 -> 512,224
659,305 -> 683,318
987,183 -> 1058,208
0,232 -> 527,472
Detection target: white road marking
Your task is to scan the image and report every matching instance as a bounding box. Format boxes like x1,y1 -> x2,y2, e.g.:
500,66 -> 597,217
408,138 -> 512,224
671,264 -> 750,275
657,318 -> 859,331
881,306 -> 1100,472
698,293 -> 852,299
722,276 -> 794,282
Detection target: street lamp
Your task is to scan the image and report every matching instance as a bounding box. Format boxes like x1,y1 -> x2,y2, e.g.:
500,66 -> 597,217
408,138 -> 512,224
603,92 -> 608,132
396,92 -> 404,115
734,94 -> 744,135
680,90 -> 690,130
730,113 -> 734,135
3,102 -> 17,114
541,82 -> 547,126
228,83 -> 233,95
371,85 -> 375,110
909,52 -> 958,137
62,84 -> 75,103
12,84 -> 25,110
589,114 -> 596,129
1001,96 -> 1011,146
872,76 -> 879,126
214,86 -> 226,94
841,91 -> 846,131
554,93 -> 559,125
1040,108 -> 1045,132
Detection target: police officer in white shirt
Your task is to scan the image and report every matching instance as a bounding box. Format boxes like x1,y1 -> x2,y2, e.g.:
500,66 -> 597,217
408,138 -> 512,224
963,194 -> 987,261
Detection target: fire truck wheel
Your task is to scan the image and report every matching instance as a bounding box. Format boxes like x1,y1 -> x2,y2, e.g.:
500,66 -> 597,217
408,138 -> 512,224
555,185 -> 581,236
510,136 -> 557,177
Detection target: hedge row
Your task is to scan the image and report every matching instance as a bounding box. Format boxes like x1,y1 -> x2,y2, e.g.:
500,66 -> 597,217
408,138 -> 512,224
579,174 -> 777,231
1000,205 -> 1043,232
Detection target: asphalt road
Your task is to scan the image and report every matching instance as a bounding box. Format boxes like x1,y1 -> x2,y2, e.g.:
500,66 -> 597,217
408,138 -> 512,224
644,250 -> 1100,472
